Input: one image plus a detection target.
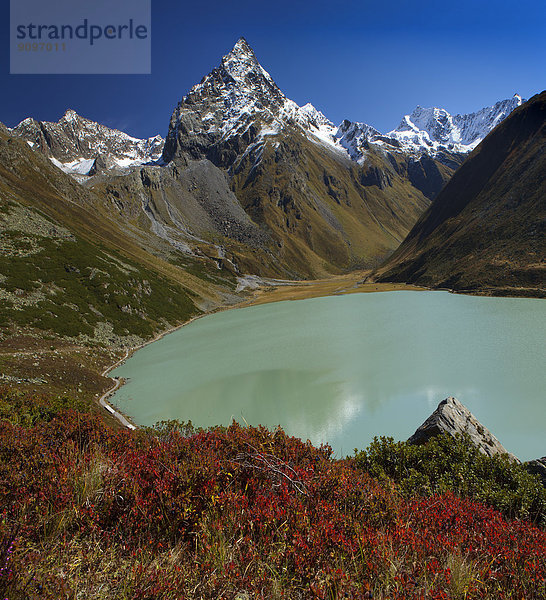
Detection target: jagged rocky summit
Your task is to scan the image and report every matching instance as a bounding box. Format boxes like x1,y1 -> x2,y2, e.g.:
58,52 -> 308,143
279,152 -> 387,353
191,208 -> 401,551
161,37 -> 341,166
10,109 -> 164,176
408,397 -> 519,462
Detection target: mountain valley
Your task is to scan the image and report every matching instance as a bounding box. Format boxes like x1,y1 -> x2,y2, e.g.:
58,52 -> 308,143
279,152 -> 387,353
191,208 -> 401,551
0,37 -> 543,412
0,22 -> 545,600
8,39 -> 526,283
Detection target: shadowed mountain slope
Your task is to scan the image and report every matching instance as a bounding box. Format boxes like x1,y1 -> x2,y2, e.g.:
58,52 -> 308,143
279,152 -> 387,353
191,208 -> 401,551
374,91 -> 546,297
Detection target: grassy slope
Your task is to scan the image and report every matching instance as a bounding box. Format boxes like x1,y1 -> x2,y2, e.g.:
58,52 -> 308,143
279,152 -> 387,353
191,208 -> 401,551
0,130 -> 243,405
231,131 -> 432,278
374,91 -> 546,297
0,134 -> 198,340
0,131 -> 232,305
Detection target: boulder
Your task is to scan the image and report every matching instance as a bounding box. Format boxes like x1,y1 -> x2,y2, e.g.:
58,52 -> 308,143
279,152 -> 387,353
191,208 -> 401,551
408,397 -> 519,462
525,457 -> 546,486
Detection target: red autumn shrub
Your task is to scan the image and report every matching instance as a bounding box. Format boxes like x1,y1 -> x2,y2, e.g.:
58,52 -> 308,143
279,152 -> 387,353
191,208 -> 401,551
0,412 -> 544,599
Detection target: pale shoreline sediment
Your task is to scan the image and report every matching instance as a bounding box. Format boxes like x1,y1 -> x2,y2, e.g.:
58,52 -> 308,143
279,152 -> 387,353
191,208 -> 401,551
97,312 -> 213,430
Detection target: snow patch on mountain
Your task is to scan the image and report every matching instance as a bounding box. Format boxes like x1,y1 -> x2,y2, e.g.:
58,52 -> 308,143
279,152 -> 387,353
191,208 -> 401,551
50,156 -> 96,175
335,120 -> 384,163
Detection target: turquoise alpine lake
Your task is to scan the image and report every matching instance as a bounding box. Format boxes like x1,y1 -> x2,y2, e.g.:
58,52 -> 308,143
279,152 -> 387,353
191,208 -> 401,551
110,291 -> 545,460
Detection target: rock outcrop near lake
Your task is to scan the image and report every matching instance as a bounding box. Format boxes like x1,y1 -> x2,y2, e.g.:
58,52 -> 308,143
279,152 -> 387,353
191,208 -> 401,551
408,397 -> 519,461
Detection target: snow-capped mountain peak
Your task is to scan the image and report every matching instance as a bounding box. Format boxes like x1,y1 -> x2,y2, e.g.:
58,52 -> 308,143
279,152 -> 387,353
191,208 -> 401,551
221,37 -> 274,84
387,94 -> 525,153
337,94 -> 526,160
299,103 -> 334,128
11,110 -> 165,177
163,39 -> 344,164
61,108 -> 79,123
183,37 -> 284,111
398,106 -> 454,140
335,120 -> 383,162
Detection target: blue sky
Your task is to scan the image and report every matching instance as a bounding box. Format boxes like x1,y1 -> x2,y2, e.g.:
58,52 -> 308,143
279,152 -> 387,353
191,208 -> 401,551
2,0 -> 545,138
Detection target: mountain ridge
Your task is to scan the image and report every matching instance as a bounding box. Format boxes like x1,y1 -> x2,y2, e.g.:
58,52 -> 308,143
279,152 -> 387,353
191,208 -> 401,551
4,38 -> 537,283
10,39 -> 523,181
10,109 -> 165,177
337,94 -> 525,162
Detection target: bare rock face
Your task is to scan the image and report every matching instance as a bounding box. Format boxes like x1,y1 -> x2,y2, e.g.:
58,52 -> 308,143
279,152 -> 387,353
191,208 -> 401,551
408,397 -> 519,462
525,457 -> 546,486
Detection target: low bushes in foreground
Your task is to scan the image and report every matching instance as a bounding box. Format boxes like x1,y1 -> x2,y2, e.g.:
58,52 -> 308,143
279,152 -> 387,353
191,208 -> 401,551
0,412 -> 544,599
0,385 -> 90,427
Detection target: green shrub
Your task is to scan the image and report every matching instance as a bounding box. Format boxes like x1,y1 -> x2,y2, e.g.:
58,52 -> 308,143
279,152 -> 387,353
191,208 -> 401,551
0,387 -> 89,427
0,234 -> 198,339
354,433 -> 546,525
